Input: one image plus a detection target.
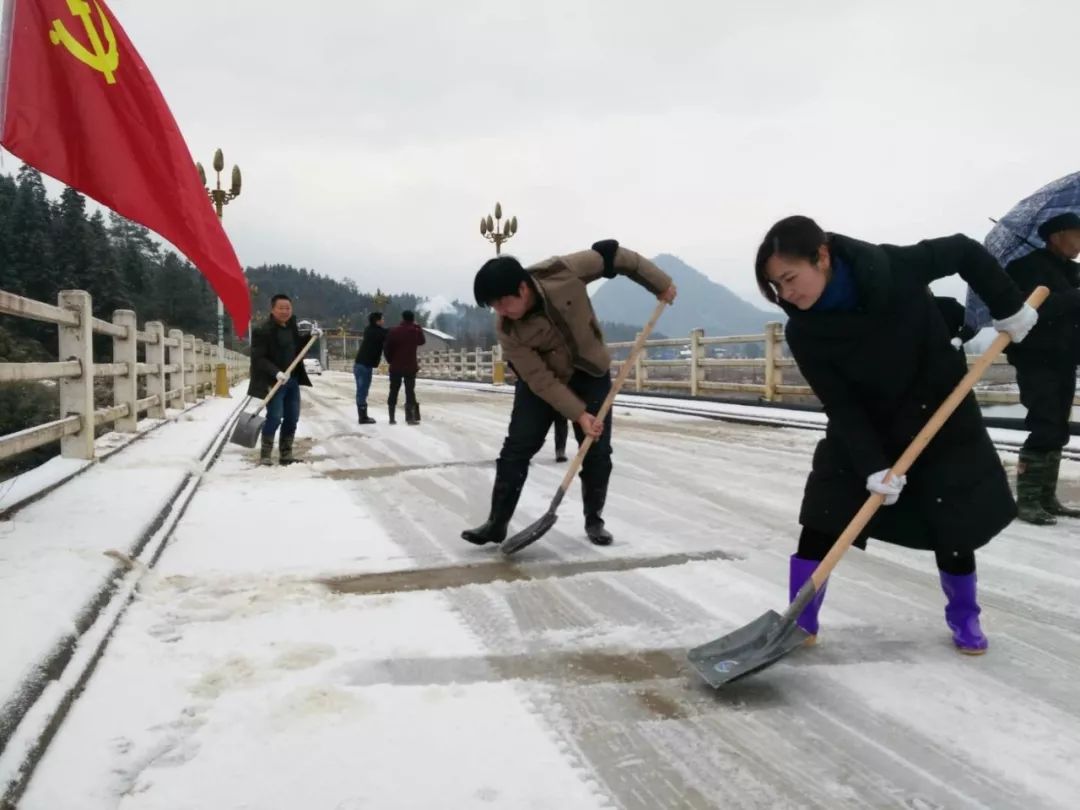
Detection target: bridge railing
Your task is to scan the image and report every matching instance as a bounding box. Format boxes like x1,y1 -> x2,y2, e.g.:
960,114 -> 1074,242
0,288 -> 248,463
416,322 -> 1071,408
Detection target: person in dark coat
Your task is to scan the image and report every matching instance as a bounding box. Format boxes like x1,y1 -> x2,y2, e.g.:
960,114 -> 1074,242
382,310 -> 425,425
1003,212 -> 1080,525
247,293 -> 313,465
754,216 -> 1037,654
354,312 -> 388,425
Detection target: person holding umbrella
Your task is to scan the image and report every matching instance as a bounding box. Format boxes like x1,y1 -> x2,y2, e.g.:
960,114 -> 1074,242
755,216 -> 1036,654
1001,213 -> 1080,524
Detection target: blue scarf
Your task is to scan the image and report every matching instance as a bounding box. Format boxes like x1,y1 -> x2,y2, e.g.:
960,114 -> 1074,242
811,253 -> 858,312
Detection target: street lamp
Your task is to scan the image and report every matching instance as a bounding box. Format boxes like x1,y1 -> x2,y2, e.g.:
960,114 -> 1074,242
479,201 -> 518,255
196,148 -> 242,396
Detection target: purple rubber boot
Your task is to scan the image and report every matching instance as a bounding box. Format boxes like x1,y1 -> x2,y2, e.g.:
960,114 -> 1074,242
789,555 -> 828,641
938,571 -> 989,655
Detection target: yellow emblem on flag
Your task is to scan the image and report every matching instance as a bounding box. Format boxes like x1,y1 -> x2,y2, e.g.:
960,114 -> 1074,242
49,0 -> 118,84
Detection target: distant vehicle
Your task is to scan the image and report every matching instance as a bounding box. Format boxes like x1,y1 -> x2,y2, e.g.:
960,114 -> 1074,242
303,357 -> 323,376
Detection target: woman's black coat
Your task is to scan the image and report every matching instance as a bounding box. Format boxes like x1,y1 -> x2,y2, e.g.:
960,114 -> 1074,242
782,234 -> 1024,553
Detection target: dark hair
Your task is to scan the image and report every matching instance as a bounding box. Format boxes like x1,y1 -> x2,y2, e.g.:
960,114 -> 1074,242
402,310 -> 415,323
473,256 -> 531,307
754,216 -> 828,304
270,293 -> 292,306
368,312 -> 383,326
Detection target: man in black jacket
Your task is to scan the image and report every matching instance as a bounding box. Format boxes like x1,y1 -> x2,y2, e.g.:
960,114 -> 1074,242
1005,212 -> 1080,524
354,312 -> 387,424
247,294 -> 313,464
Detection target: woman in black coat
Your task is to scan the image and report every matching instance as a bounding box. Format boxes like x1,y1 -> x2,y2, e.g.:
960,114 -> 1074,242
754,216 -> 1038,654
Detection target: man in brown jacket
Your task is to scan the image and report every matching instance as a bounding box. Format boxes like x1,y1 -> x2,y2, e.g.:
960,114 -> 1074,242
462,240 -> 676,547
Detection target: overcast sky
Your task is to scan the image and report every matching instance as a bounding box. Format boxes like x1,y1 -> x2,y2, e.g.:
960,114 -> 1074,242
20,0 -> 1080,310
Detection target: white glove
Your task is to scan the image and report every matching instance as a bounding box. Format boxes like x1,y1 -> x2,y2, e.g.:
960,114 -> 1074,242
275,371 -> 289,383
992,304 -> 1038,344
866,468 -> 906,505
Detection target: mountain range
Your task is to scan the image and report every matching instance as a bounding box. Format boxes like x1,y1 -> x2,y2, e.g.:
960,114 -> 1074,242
590,253 -> 783,337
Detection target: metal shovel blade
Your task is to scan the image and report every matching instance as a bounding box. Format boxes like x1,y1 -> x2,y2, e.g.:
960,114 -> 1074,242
230,411 -> 265,448
501,511 -> 558,556
687,611 -> 811,688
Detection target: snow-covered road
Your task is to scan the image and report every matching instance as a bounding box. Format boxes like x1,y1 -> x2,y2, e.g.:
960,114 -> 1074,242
17,372 -> 1080,809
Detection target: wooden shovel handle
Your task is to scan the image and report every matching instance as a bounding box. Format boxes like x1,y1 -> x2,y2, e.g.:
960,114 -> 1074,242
557,299 -> 670,492
810,285 -> 1049,589
255,332 -> 322,413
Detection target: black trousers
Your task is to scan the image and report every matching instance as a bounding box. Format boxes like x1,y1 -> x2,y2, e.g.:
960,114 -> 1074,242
500,371 -> 612,485
1015,362 -> 1076,452
552,417 -> 568,454
797,527 -> 975,575
388,373 -> 417,413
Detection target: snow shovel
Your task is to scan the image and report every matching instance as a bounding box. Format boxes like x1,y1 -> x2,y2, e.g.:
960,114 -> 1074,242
230,333 -> 320,448
688,285 -> 1050,688
501,299 -> 670,556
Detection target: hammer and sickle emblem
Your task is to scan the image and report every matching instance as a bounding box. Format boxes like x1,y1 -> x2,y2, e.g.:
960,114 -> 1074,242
48,0 -> 119,85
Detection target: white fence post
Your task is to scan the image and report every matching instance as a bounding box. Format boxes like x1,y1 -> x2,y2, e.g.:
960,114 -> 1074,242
168,328 -> 185,409
145,321 -> 167,418
492,344 -> 505,385
473,347 -> 482,380
58,290 -> 95,459
764,320 -> 782,402
193,338 -> 204,399
633,332 -> 644,392
690,327 -> 704,398
182,335 -> 194,403
112,309 -> 138,432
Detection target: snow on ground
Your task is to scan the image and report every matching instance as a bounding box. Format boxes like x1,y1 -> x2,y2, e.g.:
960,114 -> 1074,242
10,372 -> 1080,809
0,393 -> 243,732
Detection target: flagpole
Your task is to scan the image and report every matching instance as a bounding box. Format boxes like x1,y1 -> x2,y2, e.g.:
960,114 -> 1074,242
196,149 -> 242,397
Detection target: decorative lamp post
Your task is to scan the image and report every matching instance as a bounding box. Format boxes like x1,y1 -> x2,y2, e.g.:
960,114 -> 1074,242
196,148 -> 242,396
479,201 -> 517,255
478,202 -> 518,385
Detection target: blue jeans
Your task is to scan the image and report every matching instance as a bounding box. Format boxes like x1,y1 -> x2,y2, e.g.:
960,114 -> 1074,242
354,364 -> 374,408
263,377 -> 301,439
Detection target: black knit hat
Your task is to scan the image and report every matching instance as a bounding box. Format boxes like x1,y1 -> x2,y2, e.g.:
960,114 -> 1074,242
473,256 -> 531,307
1037,212 -> 1080,241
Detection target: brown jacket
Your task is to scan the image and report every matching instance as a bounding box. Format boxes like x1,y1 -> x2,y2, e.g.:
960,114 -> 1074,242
499,246 -> 671,419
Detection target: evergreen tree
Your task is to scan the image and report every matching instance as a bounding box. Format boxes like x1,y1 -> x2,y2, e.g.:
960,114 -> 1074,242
52,186 -> 93,291
8,166 -> 55,302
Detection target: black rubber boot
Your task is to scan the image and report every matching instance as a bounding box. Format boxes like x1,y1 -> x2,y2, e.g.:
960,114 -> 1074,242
1017,449 -> 1057,525
582,473 -> 613,546
279,434 -> 296,465
462,460 -> 527,545
358,406 -> 376,425
1042,450 -> 1080,518
388,405 -> 396,425
259,434 -> 274,466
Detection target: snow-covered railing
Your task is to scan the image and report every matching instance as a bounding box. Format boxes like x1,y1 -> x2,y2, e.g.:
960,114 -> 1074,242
0,288 -> 248,463
417,322 -> 1071,408
418,346 -> 502,383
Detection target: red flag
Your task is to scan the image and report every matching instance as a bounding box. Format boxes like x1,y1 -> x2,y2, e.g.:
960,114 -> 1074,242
0,0 -> 250,334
